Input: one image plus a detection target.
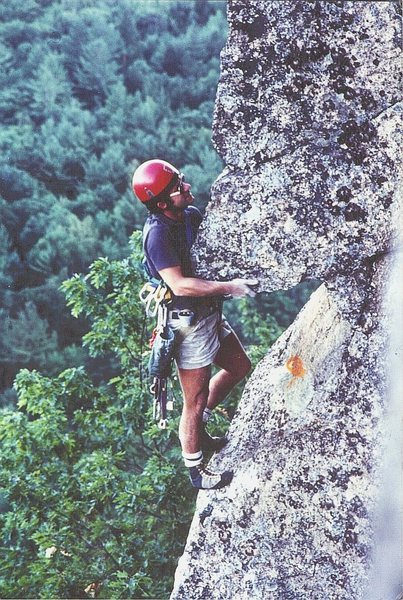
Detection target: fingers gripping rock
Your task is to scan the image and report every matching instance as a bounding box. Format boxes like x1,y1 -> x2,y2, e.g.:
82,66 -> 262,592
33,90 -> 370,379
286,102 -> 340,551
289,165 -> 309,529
229,278 -> 259,297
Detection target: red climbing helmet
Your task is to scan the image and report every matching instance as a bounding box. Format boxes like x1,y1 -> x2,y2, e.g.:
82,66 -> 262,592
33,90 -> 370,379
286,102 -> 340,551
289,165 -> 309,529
132,159 -> 179,203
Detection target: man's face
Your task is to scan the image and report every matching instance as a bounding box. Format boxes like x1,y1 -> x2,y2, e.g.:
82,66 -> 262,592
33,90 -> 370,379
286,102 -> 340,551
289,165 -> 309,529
168,173 -> 194,210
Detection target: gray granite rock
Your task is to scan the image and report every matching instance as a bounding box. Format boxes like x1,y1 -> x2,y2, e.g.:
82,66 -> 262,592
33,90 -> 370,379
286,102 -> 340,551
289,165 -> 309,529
171,2 -> 401,599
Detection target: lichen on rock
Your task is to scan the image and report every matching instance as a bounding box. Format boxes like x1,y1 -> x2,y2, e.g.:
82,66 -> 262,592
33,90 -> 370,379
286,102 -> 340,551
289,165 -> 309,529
171,2 -> 402,599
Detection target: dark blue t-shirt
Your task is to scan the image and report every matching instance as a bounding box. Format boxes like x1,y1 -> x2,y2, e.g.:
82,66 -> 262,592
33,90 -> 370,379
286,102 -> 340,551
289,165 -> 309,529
143,206 -> 203,309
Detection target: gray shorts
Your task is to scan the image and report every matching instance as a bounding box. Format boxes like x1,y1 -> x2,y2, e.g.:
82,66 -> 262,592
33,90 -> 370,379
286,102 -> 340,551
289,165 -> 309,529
168,309 -> 233,370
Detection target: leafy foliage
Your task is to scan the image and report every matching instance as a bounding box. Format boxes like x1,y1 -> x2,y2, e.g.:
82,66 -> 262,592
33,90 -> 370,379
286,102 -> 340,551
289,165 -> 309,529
0,236 -> 194,599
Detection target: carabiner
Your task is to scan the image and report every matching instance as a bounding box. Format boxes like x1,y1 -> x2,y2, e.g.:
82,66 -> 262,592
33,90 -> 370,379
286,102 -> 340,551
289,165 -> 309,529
145,283 -> 166,317
139,282 -> 157,304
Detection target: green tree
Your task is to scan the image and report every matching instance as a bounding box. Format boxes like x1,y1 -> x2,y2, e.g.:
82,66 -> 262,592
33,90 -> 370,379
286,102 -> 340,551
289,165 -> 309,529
30,53 -> 72,122
75,37 -> 119,107
26,210 -> 100,276
0,234 -> 196,598
0,302 -> 59,365
0,299 -> 87,408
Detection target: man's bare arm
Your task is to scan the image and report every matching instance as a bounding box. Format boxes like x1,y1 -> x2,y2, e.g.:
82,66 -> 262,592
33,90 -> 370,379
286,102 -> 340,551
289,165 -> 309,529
158,266 -> 257,298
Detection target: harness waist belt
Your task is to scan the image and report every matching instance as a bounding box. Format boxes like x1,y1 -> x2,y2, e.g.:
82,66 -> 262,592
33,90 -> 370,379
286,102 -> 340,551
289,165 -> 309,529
169,302 -> 219,323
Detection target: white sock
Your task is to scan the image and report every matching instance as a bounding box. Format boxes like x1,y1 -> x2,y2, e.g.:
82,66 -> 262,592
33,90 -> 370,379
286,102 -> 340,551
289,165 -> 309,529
202,408 -> 212,424
182,450 -> 203,468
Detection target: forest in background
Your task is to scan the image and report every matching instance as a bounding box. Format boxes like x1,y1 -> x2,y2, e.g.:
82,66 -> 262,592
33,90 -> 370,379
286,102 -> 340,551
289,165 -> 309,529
0,1 -> 317,597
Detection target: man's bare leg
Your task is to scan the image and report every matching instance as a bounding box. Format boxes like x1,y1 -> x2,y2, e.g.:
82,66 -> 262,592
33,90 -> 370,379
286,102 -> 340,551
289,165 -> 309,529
177,365 -> 211,453
177,364 -> 233,489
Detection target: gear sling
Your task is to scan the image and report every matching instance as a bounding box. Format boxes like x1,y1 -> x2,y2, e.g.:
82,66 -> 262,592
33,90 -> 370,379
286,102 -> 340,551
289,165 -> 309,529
139,209 -> 197,429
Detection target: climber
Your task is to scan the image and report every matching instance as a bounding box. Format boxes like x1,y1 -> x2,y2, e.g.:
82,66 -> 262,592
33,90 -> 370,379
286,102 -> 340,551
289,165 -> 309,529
132,158 -> 257,490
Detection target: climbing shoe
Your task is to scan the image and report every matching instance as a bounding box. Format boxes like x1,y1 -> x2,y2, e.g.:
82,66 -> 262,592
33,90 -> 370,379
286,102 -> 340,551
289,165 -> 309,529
200,427 -> 228,452
189,463 -> 233,490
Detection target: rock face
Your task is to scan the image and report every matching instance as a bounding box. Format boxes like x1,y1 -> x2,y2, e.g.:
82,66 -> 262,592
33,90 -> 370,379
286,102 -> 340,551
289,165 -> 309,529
171,2 -> 401,600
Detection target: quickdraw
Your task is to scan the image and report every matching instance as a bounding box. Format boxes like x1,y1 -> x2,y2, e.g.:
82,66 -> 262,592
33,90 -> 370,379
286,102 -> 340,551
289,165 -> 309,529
139,280 -> 175,429
150,376 -> 174,429
139,281 -> 172,317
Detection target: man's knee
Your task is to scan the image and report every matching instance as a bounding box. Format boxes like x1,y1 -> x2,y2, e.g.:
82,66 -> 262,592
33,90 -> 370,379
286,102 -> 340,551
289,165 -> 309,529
179,366 -> 211,414
191,389 -> 209,412
183,386 -> 209,417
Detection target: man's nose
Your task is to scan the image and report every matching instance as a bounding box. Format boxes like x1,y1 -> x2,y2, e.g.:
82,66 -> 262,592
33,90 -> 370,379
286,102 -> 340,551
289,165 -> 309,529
184,181 -> 191,192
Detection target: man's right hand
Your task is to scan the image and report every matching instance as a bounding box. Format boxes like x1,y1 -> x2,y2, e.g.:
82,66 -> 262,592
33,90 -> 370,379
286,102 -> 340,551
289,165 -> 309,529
158,265 -> 259,299
228,279 -> 259,298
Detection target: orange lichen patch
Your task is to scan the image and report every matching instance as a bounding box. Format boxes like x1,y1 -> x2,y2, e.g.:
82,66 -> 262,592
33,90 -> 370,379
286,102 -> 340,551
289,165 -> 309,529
285,355 -> 306,378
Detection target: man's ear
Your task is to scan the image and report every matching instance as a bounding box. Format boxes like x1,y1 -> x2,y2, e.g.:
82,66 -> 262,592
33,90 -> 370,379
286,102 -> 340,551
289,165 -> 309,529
157,200 -> 167,210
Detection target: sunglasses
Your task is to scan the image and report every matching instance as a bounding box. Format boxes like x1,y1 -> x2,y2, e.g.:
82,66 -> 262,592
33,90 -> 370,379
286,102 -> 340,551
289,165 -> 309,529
169,173 -> 186,197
